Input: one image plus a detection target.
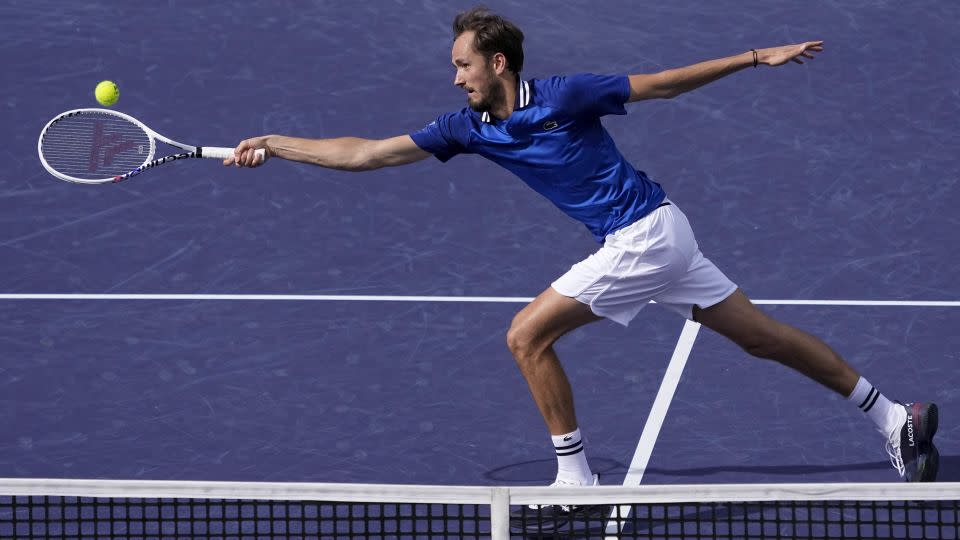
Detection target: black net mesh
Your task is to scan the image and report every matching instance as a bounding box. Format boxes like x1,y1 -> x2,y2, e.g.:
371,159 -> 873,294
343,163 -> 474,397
2,487 -> 957,539
0,496 -> 488,539
509,499 -> 959,539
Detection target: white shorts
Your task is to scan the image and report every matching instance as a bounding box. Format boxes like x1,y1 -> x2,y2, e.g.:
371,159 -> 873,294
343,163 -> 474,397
551,201 -> 737,326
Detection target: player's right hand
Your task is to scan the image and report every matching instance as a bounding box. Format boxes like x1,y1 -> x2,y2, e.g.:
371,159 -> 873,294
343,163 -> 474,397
225,136 -> 271,167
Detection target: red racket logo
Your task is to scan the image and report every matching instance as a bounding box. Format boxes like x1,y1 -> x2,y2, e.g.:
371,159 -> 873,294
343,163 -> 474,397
88,120 -> 141,172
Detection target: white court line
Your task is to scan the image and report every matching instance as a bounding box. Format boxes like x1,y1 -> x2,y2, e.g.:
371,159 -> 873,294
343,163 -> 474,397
0,294 -> 959,306
605,319 -> 701,538
0,294 -> 536,303
751,299 -> 960,307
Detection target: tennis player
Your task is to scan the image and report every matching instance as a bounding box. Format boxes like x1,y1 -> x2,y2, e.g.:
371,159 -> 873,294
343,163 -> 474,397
226,6 -> 938,526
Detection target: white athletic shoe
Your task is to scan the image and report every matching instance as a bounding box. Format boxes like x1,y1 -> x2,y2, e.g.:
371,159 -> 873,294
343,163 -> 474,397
509,474 -> 603,534
884,401 -> 939,482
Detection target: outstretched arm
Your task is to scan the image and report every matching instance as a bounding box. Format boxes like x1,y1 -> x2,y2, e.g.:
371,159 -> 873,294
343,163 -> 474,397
627,41 -> 824,102
224,134 -> 431,171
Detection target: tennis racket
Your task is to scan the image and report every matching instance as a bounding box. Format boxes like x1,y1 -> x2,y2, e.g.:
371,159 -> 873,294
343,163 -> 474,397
37,108 -> 263,184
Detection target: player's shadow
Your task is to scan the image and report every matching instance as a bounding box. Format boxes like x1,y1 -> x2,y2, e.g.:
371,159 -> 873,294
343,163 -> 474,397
484,458 -> 628,483
647,453 -> 960,482
642,460 -> 891,477
486,453 -> 959,482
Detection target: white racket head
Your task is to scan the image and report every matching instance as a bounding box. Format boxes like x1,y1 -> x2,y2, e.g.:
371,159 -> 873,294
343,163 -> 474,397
38,108 -> 157,185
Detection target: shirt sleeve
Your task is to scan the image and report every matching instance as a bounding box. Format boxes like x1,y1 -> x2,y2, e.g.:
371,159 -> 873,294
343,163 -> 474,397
409,111 -> 471,163
555,73 -> 631,119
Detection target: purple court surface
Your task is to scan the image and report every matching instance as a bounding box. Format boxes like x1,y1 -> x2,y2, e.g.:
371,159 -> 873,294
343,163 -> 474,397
1,1 -> 958,490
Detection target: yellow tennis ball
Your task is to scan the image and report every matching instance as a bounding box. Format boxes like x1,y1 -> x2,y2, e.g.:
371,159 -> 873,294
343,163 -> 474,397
95,80 -> 119,107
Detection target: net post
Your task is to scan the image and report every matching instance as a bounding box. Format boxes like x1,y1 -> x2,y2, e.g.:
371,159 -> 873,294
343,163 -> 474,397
489,487 -> 510,540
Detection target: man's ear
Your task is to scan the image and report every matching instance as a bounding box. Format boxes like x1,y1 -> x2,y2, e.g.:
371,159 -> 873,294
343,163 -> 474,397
492,52 -> 507,75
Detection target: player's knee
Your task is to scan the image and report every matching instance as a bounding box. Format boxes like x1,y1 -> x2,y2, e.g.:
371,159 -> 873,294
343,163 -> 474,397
506,320 -> 543,366
506,325 -> 533,361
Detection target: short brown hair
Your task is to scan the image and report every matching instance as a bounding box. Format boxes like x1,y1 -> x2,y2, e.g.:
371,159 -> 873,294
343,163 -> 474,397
453,6 -> 525,75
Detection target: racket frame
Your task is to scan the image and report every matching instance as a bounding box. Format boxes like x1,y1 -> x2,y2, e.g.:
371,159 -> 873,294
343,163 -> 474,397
38,108 -> 239,185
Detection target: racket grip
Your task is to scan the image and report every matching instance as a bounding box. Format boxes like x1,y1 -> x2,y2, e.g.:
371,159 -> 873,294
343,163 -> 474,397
201,147 -> 266,161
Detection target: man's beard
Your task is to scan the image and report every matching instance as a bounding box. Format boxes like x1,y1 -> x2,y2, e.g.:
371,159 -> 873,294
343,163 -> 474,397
468,79 -> 506,113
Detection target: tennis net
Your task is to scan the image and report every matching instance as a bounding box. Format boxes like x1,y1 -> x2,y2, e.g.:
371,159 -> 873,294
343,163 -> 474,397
1,478 -> 958,539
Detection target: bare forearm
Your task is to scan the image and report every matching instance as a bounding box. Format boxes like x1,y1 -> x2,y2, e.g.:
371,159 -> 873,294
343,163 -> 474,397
229,133 -> 428,170
630,42 -> 823,102
658,51 -> 753,97
265,135 -> 373,171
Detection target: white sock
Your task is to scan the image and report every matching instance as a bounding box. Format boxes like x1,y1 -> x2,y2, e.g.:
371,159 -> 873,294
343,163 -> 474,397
847,377 -> 902,435
552,428 -> 593,485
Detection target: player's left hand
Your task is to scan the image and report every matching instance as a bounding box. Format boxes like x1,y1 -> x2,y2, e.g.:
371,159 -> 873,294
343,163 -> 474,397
759,41 -> 824,66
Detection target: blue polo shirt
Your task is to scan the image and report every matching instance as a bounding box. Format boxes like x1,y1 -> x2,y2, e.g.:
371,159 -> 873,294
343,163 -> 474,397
409,73 -> 666,243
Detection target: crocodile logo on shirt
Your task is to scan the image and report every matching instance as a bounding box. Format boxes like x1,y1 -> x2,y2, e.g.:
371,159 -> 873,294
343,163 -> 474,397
543,120 -> 558,130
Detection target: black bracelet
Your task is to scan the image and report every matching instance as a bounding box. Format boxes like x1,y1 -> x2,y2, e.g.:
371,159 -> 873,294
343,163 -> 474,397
751,48 -> 758,68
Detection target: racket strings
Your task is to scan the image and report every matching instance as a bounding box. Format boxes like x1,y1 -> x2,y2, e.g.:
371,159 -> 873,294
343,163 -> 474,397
41,112 -> 152,180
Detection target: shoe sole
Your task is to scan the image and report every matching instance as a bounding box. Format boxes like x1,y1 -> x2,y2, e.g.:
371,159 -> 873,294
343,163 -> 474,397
509,505 -> 609,534
509,521 -> 569,535
910,402 -> 939,482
